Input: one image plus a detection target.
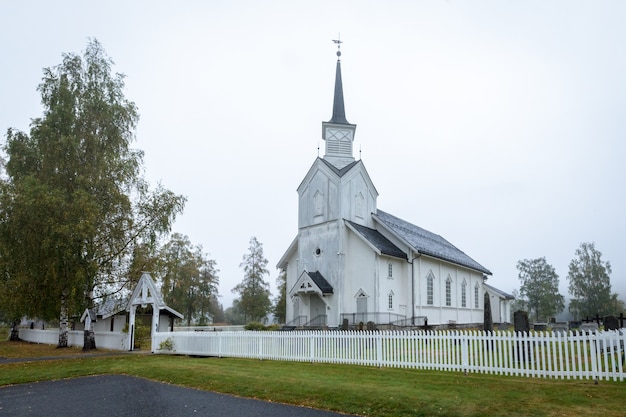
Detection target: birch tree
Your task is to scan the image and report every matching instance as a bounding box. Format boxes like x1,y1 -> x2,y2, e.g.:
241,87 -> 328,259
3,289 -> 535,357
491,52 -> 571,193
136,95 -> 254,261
0,39 -> 185,347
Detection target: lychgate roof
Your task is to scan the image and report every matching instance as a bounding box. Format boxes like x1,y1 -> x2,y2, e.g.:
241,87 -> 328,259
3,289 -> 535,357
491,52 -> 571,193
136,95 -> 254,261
374,210 -> 491,275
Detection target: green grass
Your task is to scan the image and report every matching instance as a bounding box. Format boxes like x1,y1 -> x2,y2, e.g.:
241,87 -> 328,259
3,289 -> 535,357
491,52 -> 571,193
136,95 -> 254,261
0,340 -> 624,417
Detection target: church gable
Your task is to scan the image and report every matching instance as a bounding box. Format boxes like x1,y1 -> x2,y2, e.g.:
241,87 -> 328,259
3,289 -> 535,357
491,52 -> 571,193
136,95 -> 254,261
290,270 -> 334,297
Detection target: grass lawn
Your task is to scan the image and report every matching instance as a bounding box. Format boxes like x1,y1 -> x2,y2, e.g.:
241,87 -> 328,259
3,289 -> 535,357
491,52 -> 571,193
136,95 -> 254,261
0,340 -> 624,417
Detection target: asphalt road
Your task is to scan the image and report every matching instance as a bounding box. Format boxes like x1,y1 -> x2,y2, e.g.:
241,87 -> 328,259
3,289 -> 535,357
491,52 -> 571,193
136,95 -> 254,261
0,375 -> 356,417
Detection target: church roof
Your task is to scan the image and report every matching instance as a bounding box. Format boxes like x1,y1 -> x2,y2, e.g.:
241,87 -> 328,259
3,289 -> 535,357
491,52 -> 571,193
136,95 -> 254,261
484,282 -> 515,300
346,220 -> 407,260
307,271 -> 334,294
374,210 -> 492,275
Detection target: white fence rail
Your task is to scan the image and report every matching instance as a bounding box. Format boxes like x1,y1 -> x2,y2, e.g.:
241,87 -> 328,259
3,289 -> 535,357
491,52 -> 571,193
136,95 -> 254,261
153,329 -> 626,382
18,329 -> 130,351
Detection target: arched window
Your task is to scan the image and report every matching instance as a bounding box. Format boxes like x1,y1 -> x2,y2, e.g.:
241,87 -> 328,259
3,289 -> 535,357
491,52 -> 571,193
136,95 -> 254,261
387,262 -> 393,279
388,291 -> 394,310
445,276 -> 452,307
461,280 -> 467,308
426,271 -> 434,305
474,283 -> 480,309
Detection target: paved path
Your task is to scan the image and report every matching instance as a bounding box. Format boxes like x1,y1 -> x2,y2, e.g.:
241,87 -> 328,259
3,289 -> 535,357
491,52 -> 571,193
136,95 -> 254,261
0,374 -> 356,417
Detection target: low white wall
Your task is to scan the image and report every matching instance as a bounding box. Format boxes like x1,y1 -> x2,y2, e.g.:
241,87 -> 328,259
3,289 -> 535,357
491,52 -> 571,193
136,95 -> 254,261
18,328 -> 130,351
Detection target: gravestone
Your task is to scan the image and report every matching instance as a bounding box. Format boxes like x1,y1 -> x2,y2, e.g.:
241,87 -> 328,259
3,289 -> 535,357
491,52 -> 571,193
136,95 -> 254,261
533,323 -> 548,331
514,310 -> 530,333
551,322 -> 568,334
580,322 -> 598,334
341,318 -> 349,331
604,315 -> 619,331
483,292 -> 493,332
367,321 -> 376,331
513,310 -> 530,364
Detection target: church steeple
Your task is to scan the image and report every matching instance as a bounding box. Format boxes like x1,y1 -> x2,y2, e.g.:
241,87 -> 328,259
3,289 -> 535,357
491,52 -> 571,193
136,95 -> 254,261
328,49 -> 349,124
322,39 -> 357,169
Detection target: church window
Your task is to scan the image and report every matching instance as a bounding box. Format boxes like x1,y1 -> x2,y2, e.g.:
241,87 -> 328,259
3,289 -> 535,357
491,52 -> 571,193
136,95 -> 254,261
445,276 -> 452,307
474,283 -> 480,309
461,281 -> 467,308
426,272 -> 434,305
388,291 -> 394,310
315,247 -> 321,256
387,262 -> 393,279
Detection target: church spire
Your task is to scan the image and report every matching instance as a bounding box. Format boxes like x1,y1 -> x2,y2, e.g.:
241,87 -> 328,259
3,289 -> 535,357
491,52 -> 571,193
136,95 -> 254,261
328,40 -> 349,125
322,38 -> 357,169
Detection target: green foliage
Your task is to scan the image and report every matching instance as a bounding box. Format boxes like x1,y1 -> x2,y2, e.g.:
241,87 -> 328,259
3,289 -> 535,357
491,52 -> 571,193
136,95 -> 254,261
516,257 -> 565,322
232,237 -> 271,322
0,39 -> 185,345
157,233 -> 220,326
244,322 -> 267,331
272,270 -> 287,323
224,300 -> 246,325
133,323 -> 151,350
244,322 -> 280,331
567,242 -> 616,319
157,337 -> 175,352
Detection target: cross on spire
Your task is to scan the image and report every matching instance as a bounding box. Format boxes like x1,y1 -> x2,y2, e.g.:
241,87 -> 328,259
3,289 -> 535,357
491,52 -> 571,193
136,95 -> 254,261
332,34 -> 342,59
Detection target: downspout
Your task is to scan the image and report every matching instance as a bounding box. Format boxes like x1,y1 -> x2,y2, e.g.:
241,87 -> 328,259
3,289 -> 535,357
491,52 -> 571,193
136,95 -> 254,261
408,253 -> 421,326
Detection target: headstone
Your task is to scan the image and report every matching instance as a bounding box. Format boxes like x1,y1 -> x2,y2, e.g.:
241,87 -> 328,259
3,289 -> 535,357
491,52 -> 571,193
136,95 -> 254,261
580,322 -> 599,334
366,321 -> 376,331
514,310 -> 530,364
604,315 -> 619,331
341,318 -> 349,331
533,323 -> 548,331
551,322 -> 568,334
483,292 -> 493,332
514,310 -> 530,333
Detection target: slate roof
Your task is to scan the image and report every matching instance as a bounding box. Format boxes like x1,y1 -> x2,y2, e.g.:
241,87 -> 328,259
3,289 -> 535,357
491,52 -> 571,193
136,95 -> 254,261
374,210 -> 492,275
307,271 -> 334,294
346,220 -> 407,260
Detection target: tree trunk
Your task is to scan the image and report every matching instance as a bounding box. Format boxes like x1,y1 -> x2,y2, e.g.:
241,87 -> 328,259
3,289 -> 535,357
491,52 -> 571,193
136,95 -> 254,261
58,289 -> 69,348
83,290 -> 96,351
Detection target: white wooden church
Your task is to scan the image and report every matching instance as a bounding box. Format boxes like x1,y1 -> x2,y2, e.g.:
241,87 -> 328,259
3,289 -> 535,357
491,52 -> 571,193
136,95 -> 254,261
277,47 -> 511,329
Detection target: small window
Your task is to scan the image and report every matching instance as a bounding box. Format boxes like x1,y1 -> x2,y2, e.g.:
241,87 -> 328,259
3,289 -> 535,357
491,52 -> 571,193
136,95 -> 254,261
445,277 -> 452,307
315,248 -> 321,256
387,263 -> 393,279
427,272 -> 434,305
388,291 -> 394,309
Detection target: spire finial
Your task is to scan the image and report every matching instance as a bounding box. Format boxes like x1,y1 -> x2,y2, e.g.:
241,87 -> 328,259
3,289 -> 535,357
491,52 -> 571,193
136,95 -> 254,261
332,34 -> 342,59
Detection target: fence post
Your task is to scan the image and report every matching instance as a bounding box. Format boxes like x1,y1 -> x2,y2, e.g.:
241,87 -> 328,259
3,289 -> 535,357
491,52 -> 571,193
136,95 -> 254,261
377,331 -> 383,367
461,331 -> 469,375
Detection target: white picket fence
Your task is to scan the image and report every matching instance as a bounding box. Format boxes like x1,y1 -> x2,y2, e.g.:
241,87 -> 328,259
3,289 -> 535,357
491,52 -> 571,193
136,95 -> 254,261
153,329 -> 626,382
18,329 -> 130,351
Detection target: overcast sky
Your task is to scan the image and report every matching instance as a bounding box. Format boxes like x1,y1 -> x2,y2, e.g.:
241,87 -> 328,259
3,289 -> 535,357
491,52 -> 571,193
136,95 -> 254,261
1,1 -> 625,311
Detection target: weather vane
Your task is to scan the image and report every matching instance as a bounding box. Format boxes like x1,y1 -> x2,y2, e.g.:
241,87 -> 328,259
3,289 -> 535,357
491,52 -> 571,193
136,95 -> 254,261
332,34 -> 342,58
